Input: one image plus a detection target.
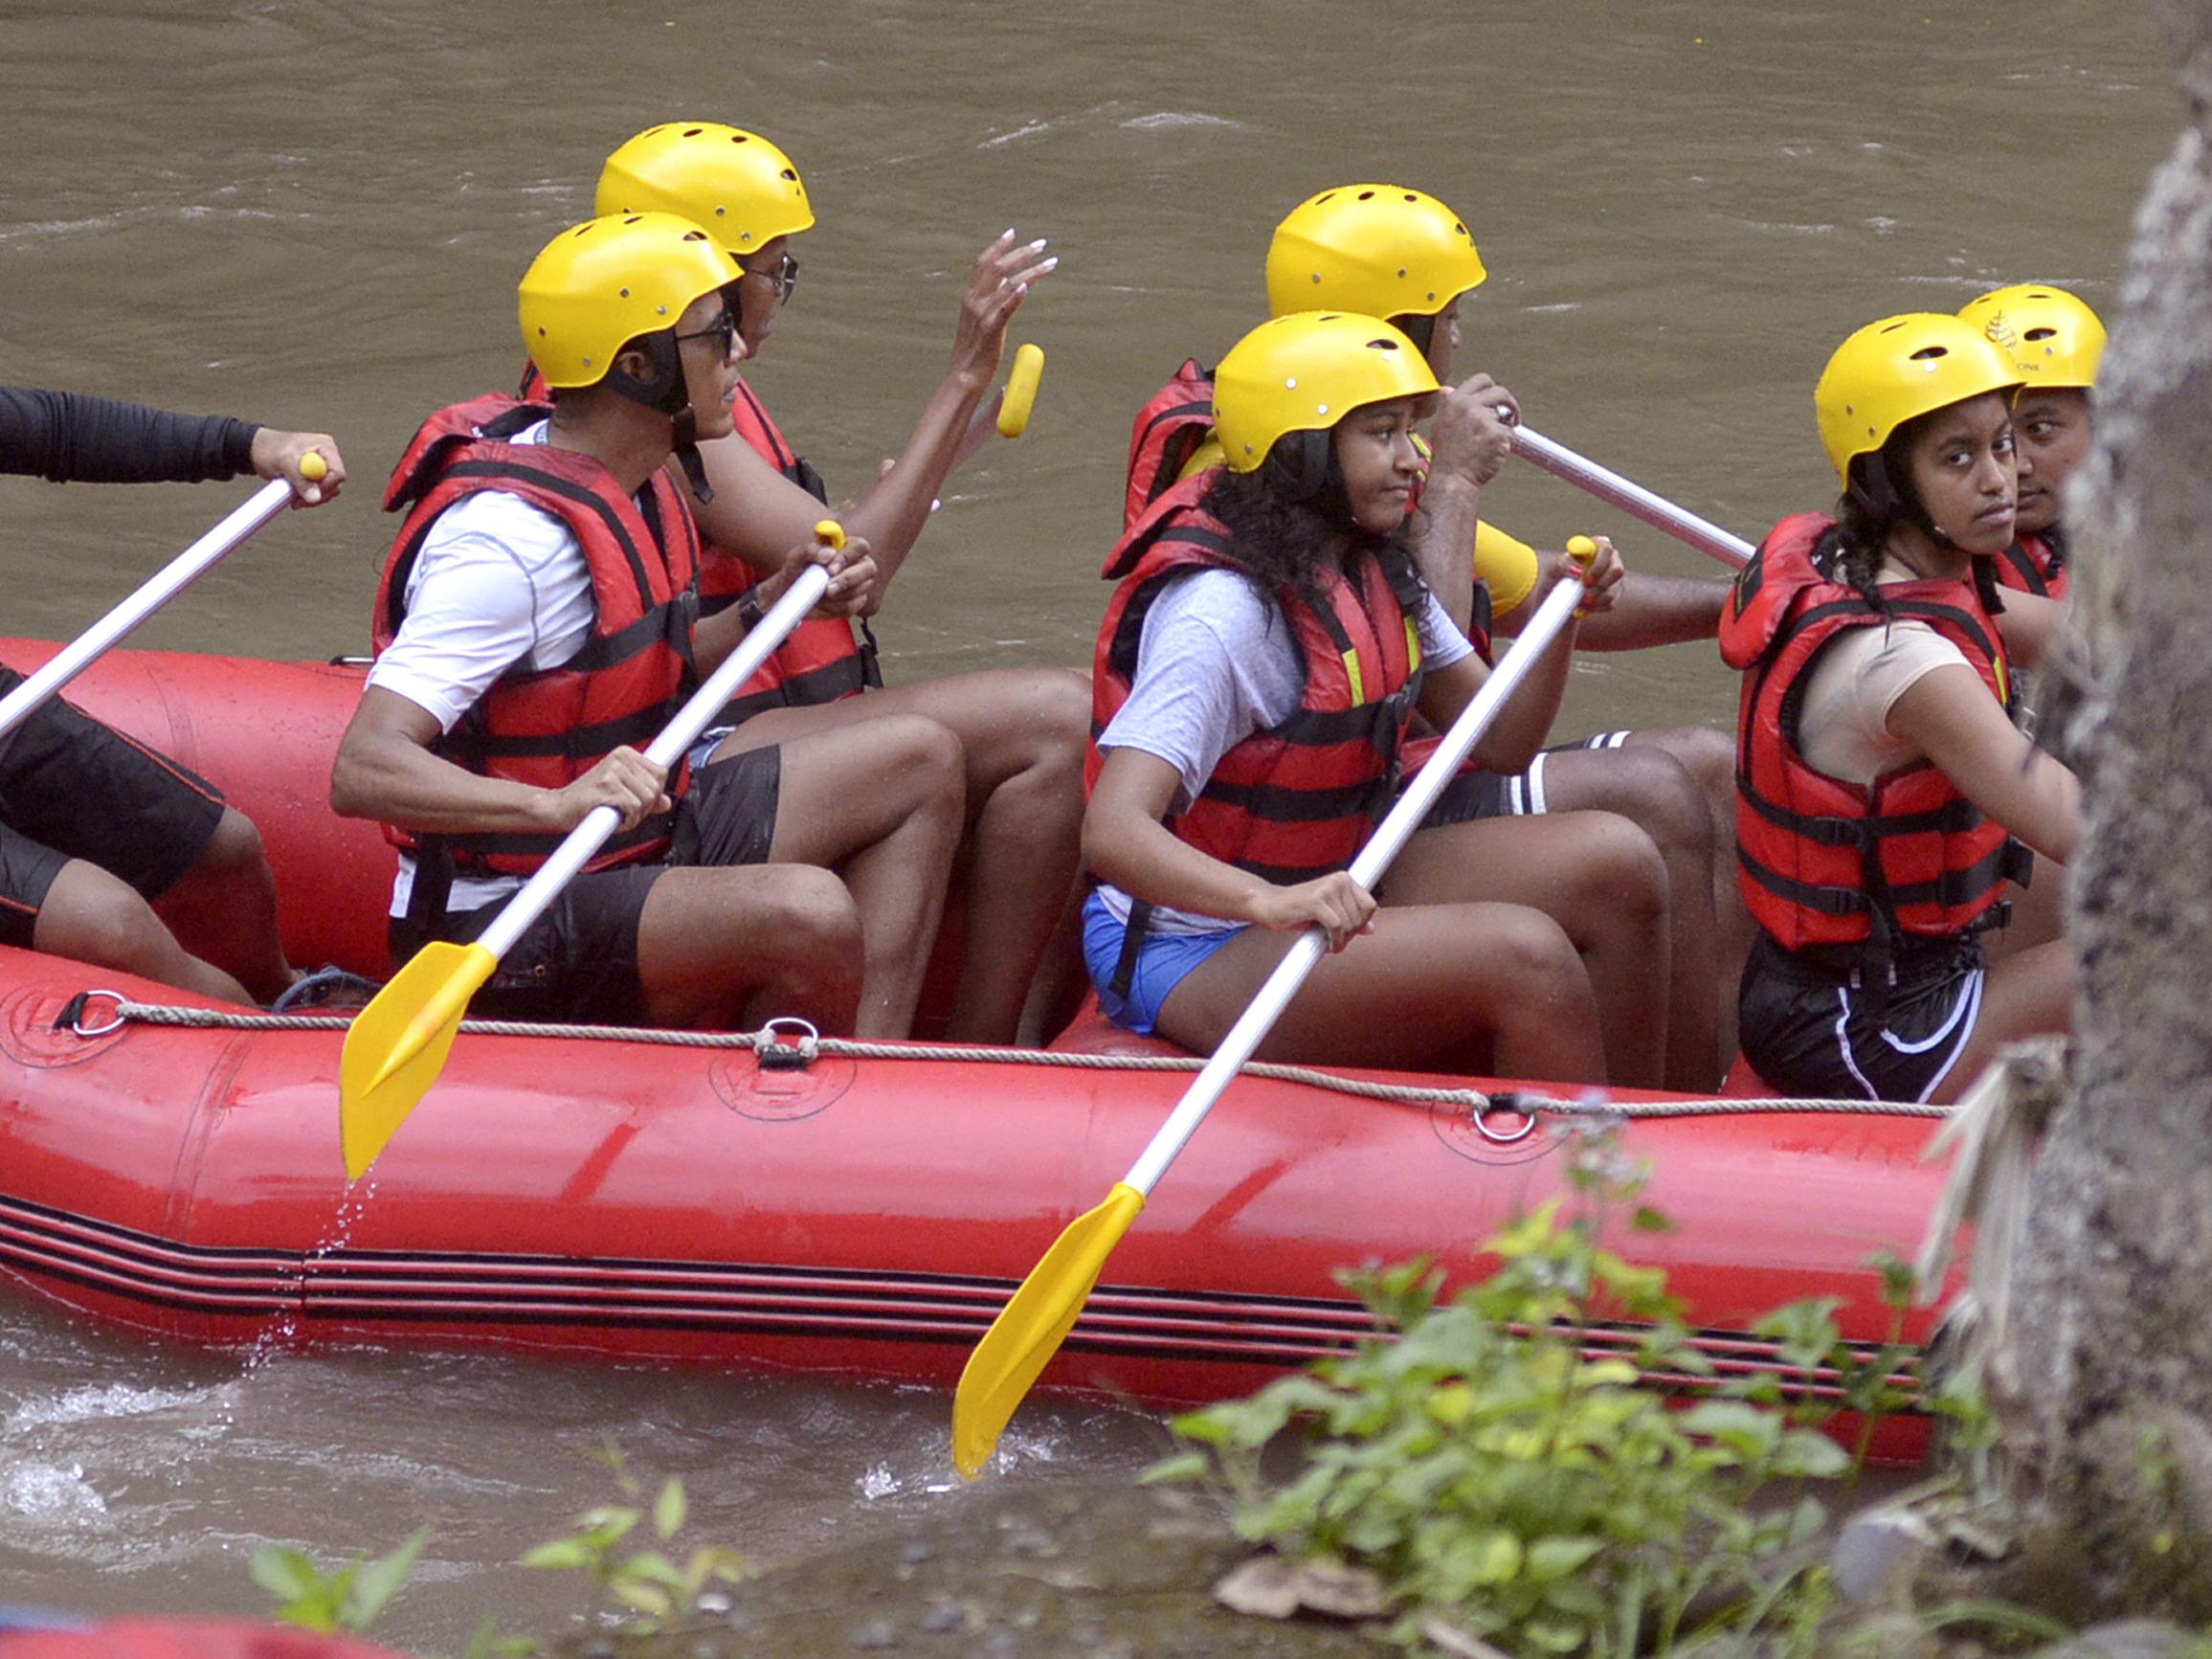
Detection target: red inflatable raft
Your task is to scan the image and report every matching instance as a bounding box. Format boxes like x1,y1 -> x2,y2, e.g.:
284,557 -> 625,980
0,639 -> 1954,1462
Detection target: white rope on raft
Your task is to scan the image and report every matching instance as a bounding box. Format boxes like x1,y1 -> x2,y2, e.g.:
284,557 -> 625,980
84,995 -> 1953,1122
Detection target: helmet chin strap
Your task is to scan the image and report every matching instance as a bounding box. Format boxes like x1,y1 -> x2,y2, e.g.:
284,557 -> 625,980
606,333 -> 715,504
669,407 -> 713,505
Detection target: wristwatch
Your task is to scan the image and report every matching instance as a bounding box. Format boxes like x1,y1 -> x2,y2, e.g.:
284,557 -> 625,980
735,591 -> 765,632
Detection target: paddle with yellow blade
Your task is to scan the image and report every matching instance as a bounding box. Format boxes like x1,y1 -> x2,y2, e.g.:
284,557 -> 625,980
1508,425 -> 1752,572
0,455 -> 328,745
338,520 -> 851,1182
950,536 -> 1605,1477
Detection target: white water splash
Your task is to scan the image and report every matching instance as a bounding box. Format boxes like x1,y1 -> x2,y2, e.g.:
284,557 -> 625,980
6,1382 -> 213,1435
856,1462 -> 901,1499
1120,111 -> 1237,131
3,1462 -> 107,1524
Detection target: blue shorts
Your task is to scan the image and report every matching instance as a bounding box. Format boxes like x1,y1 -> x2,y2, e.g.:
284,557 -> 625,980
1081,890 -> 1243,1036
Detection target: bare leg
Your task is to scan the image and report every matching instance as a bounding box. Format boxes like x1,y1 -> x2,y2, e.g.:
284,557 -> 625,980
634,864 -> 864,1033
745,713 -> 965,1039
1620,726 -> 1752,1067
35,858 -> 254,1003
1379,811 -> 1673,1089
1533,743 -> 1725,1088
150,808 -> 294,1001
720,668 -> 1087,1042
1983,853 -> 2067,963
1157,903 -> 1607,1084
1931,939 -> 2076,1106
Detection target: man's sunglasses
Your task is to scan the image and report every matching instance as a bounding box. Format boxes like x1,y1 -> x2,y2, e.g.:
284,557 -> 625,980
672,308 -> 738,358
742,250 -> 799,302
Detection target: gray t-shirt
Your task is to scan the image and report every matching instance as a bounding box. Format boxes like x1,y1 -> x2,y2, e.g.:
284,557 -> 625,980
1095,566 -> 1474,934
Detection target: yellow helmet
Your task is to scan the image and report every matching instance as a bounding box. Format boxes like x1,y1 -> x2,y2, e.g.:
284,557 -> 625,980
1958,282 -> 2106,391
1213,311 -> 1440,473
1264,185 -> 1486,322
1813,312 -> 2022,483
518,212 -> 740,392
595,122 -> 815,256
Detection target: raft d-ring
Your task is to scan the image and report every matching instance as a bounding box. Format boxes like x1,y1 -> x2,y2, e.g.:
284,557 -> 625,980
62,989 -> 130,1040
1471,1092 -> 1539,1145
755,1016 -> 821,1072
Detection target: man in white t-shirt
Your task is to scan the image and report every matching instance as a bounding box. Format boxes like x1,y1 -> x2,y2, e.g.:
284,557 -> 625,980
331,213 -> 965,1038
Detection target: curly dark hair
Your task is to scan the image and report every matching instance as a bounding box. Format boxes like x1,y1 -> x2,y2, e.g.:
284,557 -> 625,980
1198,440 -> 1418,613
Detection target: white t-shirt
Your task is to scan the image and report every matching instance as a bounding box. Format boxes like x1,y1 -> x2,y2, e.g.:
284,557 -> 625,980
365,421 -> 600,915
1795,561 -> 1976,787
1094,565 -> 1474,934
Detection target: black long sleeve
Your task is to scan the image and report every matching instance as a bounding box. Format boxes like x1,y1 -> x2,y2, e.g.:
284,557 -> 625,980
0,386 -> 259,485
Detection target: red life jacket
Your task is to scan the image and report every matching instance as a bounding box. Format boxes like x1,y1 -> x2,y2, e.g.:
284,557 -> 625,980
1124,359 -> 1218,532
515,363 -> 877,728
1719,511 -> 2026,957
698,379 -> 879,726
1995,530 -> 2068,600
1089,476 -> 1428,887
374,392 -> 702,880
1124,360 -> 1493,666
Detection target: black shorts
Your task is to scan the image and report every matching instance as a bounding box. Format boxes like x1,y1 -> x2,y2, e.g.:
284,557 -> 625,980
391,745 -> 783,1025
1417,730 -> 1636,829
1737,932 -> 1986,1103
0,668 -> 227,949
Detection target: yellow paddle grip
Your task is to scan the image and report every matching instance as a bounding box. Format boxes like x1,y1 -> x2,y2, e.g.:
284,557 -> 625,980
996,344 -> 1044,438
1567,534 -> 1597,617
300,451 -> 328,482
814,520 -> 847,551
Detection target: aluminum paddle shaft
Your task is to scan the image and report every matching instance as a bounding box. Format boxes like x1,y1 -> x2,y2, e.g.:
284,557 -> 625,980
1509,425 -> 1753,572
0,475 -> 304,746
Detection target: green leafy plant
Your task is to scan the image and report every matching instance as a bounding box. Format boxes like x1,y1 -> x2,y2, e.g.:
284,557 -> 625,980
517,1443 -> 751,1630
251,1526 -> 432,1635
1148,1132 -> 1885,1656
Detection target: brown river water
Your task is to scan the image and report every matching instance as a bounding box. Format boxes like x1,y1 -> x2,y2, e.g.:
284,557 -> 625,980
0,0 -> 2177,1645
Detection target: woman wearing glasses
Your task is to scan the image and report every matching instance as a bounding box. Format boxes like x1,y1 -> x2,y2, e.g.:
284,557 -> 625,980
586,122 -> 1085,1047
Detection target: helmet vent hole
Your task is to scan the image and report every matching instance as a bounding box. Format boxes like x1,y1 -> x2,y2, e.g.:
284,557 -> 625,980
714,206 -> 726,216
1310,273 -> 1321,283
1396,266 -> 1408,278
1403,192 -> 1418,201
2024,326 -> 2056,342
732,134 -> 749,144
1369,339 -> 1399,351
781,168 -> 798,181
1909,346 -> 1950,365
619,287 -> 631,298
682,127 -> 704,137
1356,189 -> 1375,200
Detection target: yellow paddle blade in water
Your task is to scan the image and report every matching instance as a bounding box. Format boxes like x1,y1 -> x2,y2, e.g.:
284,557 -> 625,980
951,1180 -> 1146,1478
338,940 -> 498,1180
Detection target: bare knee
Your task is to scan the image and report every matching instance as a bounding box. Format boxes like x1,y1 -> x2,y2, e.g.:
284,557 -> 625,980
1559,812 -> 1670,929
748,870 -> 865,1018
190,808 -> 272,882
1479,909 -> 1593,1018
1600,751 -> 1713,863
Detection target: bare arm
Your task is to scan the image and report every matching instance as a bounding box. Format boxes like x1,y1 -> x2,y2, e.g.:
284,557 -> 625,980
1498,552 -> 1726,650
682,231 -> 1056,609
1084,748 -> 1375,951
329,685 -> 668,838
1994,588 -> 2066,671
1888,663 -> 2085,863
1409,371 -> 1516,632
687,537 -> 880,679
1415,538 -> 1622,770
